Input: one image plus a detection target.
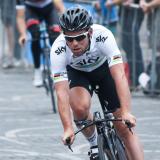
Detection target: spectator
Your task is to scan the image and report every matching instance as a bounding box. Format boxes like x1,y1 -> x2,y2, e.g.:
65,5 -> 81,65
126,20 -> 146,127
140,0 -> 160,52
94,0 -> 121,35
16,0 -> 65,87
120,0 -> 145,88
138,0 -> 160,91
0,0 -> 16,69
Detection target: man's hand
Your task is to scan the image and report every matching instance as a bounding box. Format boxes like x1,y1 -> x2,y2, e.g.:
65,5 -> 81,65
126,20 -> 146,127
19,33 -> 27,46
140,1 -> 151,13
62,127 -> 75,145
105,1 -> 114,8
120,112 -> 136,127
123,0 -> 133,6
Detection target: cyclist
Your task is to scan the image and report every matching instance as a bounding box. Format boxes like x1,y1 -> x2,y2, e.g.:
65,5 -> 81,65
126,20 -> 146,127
50,6 -> 144,160
16,0 -> 65,87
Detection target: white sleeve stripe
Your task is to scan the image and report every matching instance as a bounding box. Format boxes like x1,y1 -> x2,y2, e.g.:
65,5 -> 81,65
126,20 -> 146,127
16,6 -> 25,9
53,78 -> 68,83
108,54 -> 123,67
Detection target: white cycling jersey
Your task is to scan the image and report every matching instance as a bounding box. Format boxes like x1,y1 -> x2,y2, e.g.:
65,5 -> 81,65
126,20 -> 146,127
50,24 -> 123,83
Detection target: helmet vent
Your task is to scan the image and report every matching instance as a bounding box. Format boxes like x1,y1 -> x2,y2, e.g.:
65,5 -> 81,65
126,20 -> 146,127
75,8 -> 80,14
71,10 -> 74,15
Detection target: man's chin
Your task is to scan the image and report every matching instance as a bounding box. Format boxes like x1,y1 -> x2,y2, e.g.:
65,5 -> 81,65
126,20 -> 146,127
72,49 -> 84,56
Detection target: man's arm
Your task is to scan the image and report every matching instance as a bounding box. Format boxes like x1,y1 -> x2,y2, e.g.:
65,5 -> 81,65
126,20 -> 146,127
54,81 -> 75,144
105,0 -> 123,7
53,0 -> 65,14
16,8 -> 27,45
16,9 -> 26,37
109,63 -> 136,126
109,63 -> 131,114
149,0 -> 160,7
140,0 -> 160,13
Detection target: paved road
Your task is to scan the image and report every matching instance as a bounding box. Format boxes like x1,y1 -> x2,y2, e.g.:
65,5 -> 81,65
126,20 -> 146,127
0,67 -> 160,160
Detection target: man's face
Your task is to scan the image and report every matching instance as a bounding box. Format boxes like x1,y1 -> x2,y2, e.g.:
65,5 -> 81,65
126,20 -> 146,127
64,30 -> 91,56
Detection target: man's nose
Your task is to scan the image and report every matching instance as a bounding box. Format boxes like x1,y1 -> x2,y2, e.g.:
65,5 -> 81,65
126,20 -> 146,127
72,39 -> 78,45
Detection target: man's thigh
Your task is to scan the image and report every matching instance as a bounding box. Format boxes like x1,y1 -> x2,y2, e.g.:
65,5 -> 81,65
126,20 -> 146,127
66,65 -> 93,96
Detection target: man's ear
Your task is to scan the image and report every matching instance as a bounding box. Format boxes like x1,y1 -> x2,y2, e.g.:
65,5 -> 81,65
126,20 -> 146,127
88,28 -> 93,36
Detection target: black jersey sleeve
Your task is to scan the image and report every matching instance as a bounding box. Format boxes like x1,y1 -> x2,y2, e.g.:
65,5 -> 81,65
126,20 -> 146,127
16,0 -> 25,6
16,0 -> 25,9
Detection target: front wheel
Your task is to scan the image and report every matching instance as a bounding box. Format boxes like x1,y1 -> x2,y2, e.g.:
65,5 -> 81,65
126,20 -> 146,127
48,75 -> 57,113
43,49 -> 57,114
112,134 -> 127,160
98,132 -> 128,160
97,134 -> 116,160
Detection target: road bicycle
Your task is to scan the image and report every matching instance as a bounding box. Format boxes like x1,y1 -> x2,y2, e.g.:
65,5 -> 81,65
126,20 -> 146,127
65,98 -> 132,160
39,22 -> 57,113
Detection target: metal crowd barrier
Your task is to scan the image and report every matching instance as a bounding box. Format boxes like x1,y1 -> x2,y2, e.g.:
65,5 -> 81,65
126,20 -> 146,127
148,8 -> 160,95
119,4 -> 160,95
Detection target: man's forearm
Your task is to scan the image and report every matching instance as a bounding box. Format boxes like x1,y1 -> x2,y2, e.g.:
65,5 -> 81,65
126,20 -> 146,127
112,0 -> 123,5
16,9 -> 26,36
116,75 -> 131,113
148,0 -> 160,8
53,0 -> 65,13
55,82 -> 73,131
17,18 -> 26,35
110,64 -> 131,113
58,94 -> 73,131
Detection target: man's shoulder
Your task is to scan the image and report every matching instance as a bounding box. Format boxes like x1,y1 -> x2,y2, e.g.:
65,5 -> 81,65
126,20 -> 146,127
51,34 -> 66,54
92,24 -> 111,37
92,24 -> 110,32
53,34 -> 66,45
91,24 -> 111,43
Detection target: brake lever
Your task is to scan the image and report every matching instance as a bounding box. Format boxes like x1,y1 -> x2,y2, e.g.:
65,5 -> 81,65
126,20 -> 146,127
124,120 -> 133,135
66,137 -> 73,152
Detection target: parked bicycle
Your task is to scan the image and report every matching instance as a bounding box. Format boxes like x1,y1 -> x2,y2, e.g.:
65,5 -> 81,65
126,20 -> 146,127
66,92 -> 132,160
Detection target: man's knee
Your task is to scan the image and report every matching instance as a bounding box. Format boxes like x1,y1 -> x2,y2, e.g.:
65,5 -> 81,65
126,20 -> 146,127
26,19 -> 40,40
72,103 -> 90,117
70,97 -> 90,116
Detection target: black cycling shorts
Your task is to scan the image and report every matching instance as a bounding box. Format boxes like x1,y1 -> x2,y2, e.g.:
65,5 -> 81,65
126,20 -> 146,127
66,60 -> 120,111
26,3 -> 59,26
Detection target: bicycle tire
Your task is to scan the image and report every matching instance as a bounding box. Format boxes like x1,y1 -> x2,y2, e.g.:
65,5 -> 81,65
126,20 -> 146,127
97,134 -> 108,160
48,73 -> 57,113
97,134 -> 116,160
111,133 -> 127,160
43,49 -> 57,113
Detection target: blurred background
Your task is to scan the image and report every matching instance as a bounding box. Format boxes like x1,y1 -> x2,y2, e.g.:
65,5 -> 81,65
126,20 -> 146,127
0,0 -> 160,94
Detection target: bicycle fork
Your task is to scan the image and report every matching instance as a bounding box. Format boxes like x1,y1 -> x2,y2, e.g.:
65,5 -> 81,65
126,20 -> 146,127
94,111 -> 117,160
